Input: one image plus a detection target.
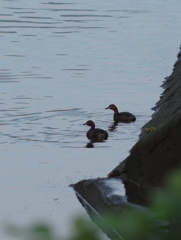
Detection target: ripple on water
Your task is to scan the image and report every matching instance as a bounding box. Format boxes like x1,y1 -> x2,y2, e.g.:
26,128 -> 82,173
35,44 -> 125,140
0,105 -> 143,149
1,0 -> 175,237
0,69 -> 19,83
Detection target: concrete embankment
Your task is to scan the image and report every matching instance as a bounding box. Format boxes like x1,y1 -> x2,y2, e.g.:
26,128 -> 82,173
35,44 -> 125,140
72,46 -> 181,238
108,46 -> 181,203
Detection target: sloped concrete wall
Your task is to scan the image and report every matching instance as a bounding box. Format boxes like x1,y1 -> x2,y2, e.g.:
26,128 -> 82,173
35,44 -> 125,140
109,47 -> 181,203
73,47 -> 181,226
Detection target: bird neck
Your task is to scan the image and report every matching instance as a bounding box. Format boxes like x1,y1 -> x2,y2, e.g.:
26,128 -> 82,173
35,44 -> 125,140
90,123 -> 95,129
113,106 -> 119,114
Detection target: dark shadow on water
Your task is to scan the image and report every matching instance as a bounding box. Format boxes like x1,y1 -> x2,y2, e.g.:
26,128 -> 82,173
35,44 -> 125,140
108,120 -> 136,132
108,122 -> 118,132
85,141 -> 94,148
85,139 -> 108,148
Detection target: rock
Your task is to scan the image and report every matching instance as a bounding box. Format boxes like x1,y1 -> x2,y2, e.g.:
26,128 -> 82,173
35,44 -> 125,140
108,46 -> 181,204
72,46 -> 181,238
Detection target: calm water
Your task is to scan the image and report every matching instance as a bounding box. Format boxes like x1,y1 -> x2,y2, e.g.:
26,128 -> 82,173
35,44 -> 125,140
1,0 -> 181,238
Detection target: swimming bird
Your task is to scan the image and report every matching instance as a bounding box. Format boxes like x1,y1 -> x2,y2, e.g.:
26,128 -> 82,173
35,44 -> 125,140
83,120 -> 108,141
105,104 -> 136,123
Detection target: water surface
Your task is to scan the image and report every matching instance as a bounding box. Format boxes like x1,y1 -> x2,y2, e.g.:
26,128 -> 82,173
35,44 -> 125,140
1,0 -> 181,238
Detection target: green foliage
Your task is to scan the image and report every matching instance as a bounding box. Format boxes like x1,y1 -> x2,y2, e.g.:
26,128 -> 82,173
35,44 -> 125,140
6,222 -> 58,240
68,217 -> 101,240
95,208 -> 167,240
5,218 -> 102,240
151,170 -> 181,220
5,170 -> 181,240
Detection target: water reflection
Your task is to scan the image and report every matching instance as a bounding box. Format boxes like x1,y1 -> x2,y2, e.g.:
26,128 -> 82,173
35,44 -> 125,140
85,139 -> 109,148
85,141 -> 94,148
108,122 -> 118,132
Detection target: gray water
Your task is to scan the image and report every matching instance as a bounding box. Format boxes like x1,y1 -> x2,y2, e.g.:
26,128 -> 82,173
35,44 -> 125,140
1,0 -> 181,238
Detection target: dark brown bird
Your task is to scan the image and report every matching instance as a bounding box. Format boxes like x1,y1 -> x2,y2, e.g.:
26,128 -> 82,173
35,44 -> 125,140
105,104 -> 136,123
83,120 -> 108,141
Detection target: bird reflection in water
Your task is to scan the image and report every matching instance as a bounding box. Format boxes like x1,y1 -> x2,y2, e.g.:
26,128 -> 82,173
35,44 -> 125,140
108,122 -> 118,132
85,138 -> 108,148
85,141 -> 95,148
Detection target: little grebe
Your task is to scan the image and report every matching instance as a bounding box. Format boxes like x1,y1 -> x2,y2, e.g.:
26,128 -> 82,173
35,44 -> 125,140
83,120 -> 108,141
105,104 -> 136,123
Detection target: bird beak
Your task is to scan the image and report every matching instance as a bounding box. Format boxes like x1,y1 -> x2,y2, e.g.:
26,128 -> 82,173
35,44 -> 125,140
105,106 -> 109,109
83,123 -> 86,125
